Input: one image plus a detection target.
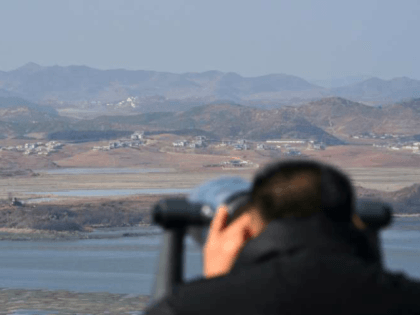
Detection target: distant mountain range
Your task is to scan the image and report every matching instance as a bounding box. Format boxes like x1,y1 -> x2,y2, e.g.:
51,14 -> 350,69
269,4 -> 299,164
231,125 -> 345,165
331,77 -> 420,103
1,95 -> 420,143
309,75 -> 374,89
1,63 -> 419,109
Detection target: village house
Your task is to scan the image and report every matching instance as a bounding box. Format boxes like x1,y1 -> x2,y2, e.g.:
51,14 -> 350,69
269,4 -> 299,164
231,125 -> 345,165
308,142 -> 326,150
233,143 -> 249,150
173,140 -> 188,147
266,140 -> 306,144
189,139 -> 206,148
131,131 -> 144,140
237,139 -> 246,145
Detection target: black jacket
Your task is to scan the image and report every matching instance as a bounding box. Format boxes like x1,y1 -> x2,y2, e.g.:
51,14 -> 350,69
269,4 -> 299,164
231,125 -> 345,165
146,214 -> 420,315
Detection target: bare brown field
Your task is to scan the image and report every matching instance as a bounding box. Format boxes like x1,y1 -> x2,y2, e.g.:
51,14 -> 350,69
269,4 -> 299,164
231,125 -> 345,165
304,145 -> 420,168
53,147 -> 263,170
0,171 -> 254,199
1,141 -> 419,199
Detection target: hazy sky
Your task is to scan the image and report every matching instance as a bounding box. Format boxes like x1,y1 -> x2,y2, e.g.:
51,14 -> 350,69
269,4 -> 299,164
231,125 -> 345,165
1,0 -> 419,80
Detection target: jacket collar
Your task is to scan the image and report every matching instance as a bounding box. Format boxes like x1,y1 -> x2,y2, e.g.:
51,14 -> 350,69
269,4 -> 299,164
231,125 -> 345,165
231,213 -> 379,272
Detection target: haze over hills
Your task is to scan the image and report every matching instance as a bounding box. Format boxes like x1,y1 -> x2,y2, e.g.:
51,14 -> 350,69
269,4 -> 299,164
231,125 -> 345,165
309,75 -> 373,89
0,63 -> 322,106
1,95 -> 420,143
1,63 -> 420,110
331,77 -> 420,103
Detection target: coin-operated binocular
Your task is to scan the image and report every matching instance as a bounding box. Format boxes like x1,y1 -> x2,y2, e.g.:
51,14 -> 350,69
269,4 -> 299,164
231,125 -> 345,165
149,176 -> 392,304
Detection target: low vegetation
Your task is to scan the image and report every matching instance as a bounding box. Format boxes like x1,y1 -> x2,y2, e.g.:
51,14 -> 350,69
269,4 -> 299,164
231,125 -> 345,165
0,195 -> 171,233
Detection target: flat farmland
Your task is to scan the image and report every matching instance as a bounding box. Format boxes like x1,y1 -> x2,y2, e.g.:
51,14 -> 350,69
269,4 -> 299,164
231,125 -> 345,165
0,170 -> 255,199
1,140 -> 419,200
1,167 -> 419,200
344,167 -> 420,191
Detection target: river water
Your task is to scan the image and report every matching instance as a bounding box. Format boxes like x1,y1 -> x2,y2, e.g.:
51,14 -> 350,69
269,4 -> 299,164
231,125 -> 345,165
1,217 -> 420,295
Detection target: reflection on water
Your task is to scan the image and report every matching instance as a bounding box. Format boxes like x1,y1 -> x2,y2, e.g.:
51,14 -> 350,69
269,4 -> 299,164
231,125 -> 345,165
36,168 -> 176,175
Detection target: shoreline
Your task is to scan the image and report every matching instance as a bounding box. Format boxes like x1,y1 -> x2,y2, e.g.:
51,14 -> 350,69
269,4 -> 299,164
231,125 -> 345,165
0,288 -> 149,314
1,215 -> 420,241
0,224 -> 162,241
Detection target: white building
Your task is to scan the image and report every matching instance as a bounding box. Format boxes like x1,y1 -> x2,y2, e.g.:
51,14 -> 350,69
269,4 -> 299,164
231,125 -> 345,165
131,131 -> 144,140
173,140 -> 187,147
266,140 -> 306,144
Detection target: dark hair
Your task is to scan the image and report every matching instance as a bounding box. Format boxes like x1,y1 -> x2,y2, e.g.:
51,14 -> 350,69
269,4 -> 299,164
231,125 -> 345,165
247,160 -> 355,223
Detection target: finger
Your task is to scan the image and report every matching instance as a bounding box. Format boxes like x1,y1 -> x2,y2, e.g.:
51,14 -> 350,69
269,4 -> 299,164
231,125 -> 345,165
225,211 -> 252,234
209,205 -> 229,234
222,213 -> 253,250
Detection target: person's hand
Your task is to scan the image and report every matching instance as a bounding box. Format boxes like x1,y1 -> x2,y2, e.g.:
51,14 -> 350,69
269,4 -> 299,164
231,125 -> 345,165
203,205 -> 253,279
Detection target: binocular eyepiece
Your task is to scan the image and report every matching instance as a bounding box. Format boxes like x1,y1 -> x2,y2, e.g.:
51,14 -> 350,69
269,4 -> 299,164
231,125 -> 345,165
153,176 -> 393,231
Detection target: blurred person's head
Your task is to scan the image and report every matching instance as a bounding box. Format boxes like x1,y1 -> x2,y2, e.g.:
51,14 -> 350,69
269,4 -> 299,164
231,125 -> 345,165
204,159 -> 360,278
225,160 -> 356,236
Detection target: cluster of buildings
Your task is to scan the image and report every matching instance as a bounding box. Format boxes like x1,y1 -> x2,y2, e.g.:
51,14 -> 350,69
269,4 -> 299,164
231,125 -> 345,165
351,133 -> 403,140
307,142 -> 326,150
173,136 -> 207,149
0,141 -> 64,156
92,140 -> 144,151
373,142 -> 420,154
172,137 -> 325,156
256,144 -> 278,150
106,96 -> 139,109
92,131 -> 145,151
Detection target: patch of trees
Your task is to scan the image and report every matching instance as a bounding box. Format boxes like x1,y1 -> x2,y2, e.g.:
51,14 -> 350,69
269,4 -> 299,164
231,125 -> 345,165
47,130 -> 132,142
145,129 -> 219,139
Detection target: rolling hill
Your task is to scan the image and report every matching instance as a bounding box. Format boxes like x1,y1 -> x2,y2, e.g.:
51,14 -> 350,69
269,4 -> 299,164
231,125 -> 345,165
1,95 -> 419,142
331,77 -> 420,103
297,97 -> 420,137
87,103 -> 344,144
